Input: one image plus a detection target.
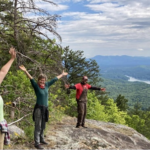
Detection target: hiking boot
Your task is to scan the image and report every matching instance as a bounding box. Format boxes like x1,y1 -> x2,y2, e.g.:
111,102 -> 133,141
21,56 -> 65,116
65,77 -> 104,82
40,141 -> 48,145
76,125 -> 82,128
82,125 -> 87,128
35,144 -> 44,149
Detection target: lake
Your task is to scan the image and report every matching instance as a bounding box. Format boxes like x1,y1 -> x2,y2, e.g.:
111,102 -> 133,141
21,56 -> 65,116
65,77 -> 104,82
126,75 -> 150,85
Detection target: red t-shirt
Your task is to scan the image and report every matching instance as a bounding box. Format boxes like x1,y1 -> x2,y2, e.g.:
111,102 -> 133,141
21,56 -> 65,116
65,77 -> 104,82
75,83 -> 91,99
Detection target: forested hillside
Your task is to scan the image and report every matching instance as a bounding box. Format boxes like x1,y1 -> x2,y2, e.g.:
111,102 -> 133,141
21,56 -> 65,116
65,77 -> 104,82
90,55 -> 150,139
91,55 -> 150,109
101,65 -> 150,81
1,0 -> 150,148
100,77 -> 150,109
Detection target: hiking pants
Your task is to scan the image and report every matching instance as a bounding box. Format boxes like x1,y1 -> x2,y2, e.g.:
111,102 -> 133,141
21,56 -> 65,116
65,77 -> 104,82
77,102 -> 87,126
34,108 -> 45,146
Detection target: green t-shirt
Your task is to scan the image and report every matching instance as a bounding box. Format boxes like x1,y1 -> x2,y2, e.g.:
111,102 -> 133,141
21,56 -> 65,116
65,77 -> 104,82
30,77 -> 58,107
0,95 -> 4,122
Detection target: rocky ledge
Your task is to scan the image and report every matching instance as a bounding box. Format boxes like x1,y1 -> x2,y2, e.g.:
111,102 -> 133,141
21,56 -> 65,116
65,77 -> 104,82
43,116 -> 150,149
8,116 -> 150,149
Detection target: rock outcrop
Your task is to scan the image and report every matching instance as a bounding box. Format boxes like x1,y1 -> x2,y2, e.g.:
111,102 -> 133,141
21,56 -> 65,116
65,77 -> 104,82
9,116 -> 150,149
44,116 -> 150,149
8,125 -> 25,138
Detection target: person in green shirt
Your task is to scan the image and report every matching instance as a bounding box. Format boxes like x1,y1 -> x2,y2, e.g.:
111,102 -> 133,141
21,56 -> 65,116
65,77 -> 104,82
19,65 -> 68,149
0,47 -> 16,150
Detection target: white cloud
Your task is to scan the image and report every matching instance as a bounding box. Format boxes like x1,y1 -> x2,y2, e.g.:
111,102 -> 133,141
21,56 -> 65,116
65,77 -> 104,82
86,3 -> 150,19
36,3 -> 69,11
49,0 -> 85,3
89,0 -> 150,5
22,0 -> 150,57
138,49 -> 144,51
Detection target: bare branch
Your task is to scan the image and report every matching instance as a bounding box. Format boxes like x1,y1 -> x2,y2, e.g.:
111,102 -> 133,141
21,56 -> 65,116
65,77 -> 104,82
8,113 -> 32,126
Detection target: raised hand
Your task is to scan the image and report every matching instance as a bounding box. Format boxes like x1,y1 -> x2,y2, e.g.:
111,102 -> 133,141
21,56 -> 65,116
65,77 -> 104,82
19,65 -> 33,79
101,88 -> 106,92
56,70 -> 68,79
9,47 -> 16,59
19,65 -> 27,72
62,70 -> 68,76
65,84 -> 70,89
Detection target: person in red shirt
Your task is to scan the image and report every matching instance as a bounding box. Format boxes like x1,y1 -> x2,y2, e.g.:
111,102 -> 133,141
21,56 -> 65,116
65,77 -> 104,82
65,76 -> 105,128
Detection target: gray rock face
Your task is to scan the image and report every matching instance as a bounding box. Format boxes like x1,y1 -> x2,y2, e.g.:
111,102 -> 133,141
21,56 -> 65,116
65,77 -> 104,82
8,116 -> 150,149
43,116 -> 150,149
8,125 -> 25,138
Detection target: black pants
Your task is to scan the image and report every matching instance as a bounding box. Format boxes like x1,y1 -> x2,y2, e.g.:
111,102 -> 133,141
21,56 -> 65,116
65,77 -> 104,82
77,101 -> 87,126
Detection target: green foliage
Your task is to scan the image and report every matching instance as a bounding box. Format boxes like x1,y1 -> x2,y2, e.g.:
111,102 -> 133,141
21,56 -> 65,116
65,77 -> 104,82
64,90 -> 127,124
1,0 -> 150,143
115,94 -> 128,111
63,90 -> 78,117
48,93 -> 66,123
1,70 -> 34,103
1,70 -> 35,125
62,46 -> 102,85
104,98 -> 127,124
1,70 -> 66,140
100,77 -> 150,109
129,102 -> 142,115
86,92 -> 107,122
125,115 -> 145,131
2,70 -> 32,91
0,0 -> 13,12
21,116 -> 34,141
126,104 -> 150,139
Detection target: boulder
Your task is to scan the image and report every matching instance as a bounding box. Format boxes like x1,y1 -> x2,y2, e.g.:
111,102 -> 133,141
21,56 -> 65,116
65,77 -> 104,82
8,125 -> 25,138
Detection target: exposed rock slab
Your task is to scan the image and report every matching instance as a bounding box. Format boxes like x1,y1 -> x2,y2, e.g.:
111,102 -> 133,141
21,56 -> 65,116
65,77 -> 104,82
43,116 -> 150,149
8,116 -> 150,149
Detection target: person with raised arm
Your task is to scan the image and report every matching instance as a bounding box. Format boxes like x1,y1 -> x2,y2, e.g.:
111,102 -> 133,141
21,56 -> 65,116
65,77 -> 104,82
19,65 -> 68,149
0,47 -> 16,150
65,76 -> 105,128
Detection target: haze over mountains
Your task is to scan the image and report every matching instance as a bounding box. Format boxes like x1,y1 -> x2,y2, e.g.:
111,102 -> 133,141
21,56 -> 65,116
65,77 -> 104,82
91,55 -> 150,81
92,55 -> 150,68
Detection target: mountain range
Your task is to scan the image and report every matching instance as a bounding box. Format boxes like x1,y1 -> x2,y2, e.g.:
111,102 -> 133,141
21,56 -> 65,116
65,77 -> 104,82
90,55 -> 150,109
92,55 -> 150,68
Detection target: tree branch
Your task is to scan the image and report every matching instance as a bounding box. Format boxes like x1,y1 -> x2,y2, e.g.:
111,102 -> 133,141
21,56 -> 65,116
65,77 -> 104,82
8,113 -> 32,126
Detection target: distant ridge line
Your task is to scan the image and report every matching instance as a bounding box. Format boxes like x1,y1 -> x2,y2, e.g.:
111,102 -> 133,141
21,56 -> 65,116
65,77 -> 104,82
91,55 -> 150,67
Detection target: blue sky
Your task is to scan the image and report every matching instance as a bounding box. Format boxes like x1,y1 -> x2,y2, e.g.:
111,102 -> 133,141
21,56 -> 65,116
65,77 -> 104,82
33,0 -> 150,58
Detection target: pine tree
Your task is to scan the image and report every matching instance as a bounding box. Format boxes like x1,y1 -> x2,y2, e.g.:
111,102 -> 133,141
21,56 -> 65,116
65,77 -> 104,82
115,94 -> 128,111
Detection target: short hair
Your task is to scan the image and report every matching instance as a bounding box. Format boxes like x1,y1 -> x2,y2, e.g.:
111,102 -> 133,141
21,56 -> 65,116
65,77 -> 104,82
82,76 -> 88,80
38,74 -> 47,81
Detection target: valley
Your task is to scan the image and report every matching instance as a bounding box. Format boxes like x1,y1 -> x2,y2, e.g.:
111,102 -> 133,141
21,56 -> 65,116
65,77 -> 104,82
91,55 -> 150,109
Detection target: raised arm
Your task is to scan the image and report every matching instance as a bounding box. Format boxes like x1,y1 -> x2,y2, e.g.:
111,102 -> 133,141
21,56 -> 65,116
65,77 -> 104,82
65,84 -> 76,95
19,65 -> 33,79
0,47 -> 16,85
47,70 -> 68,87
89,86 -> 106,91
100,88 -> 105,92
56,70 -> 68,79
65,84 -> 76,89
